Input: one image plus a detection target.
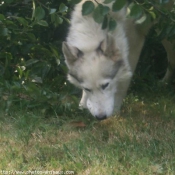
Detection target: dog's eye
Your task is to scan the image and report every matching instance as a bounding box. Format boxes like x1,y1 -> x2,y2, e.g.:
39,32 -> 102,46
84,88 -> 92,92
101,83 -> 109,90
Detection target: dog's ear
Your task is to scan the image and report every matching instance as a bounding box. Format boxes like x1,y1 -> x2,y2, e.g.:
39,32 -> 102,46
97,34 -> 120,62
62,42 -> 83,65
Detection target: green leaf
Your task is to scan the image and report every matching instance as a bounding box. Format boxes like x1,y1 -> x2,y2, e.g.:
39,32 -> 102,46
103,0 -> 115,4
159,0 -> 170,4
91,4 -> 110,26
51,14 -> 63,26
0,28 -> 8,36
0,14 -> 5,20
51,13 -> 56,23
93,5 -> 104,23
55,16 -> 63,25
100,5 -> 110,16
165,26 -> 174,35
71,0 -> 81,4
109,19 -> 117,31
16,17 -> 28,26
82,1 -> 95,16
102,15 -> 108,29
5,0 -> 13,3
129,4 -> 143,19
112,0 -> 126,12
50,45 -> 60,63
35,6 -> 45,20
135,14 -> 147,24
59,3 -> 68,13
37,20 -> 48,26
5,52 -> 12,61
168,25 -> 175,37
149,11 -> 156,20
49,8 -> 57,14
27,33 -> 36,42
32,0 -> 36,20
25,59 -> 39,67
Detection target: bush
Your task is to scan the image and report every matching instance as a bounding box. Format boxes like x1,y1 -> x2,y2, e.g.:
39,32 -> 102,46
0,0 -> 78,114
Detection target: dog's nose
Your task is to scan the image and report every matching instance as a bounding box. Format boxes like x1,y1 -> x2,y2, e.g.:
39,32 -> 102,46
95,115 -> 107,120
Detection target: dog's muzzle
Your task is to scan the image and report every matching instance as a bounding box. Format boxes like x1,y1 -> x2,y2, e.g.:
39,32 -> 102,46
95,115 -> 107,120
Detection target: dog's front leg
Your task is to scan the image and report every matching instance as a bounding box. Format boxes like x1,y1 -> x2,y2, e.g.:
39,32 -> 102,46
79,90 -> 88,109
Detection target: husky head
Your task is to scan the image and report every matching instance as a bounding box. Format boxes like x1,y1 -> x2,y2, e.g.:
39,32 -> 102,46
62,34 -> 132,120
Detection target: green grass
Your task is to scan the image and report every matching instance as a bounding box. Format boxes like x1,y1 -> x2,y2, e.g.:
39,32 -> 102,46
0,85 -> 175,175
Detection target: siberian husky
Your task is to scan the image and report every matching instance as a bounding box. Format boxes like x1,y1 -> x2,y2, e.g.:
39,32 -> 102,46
62,0 -> 175,120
